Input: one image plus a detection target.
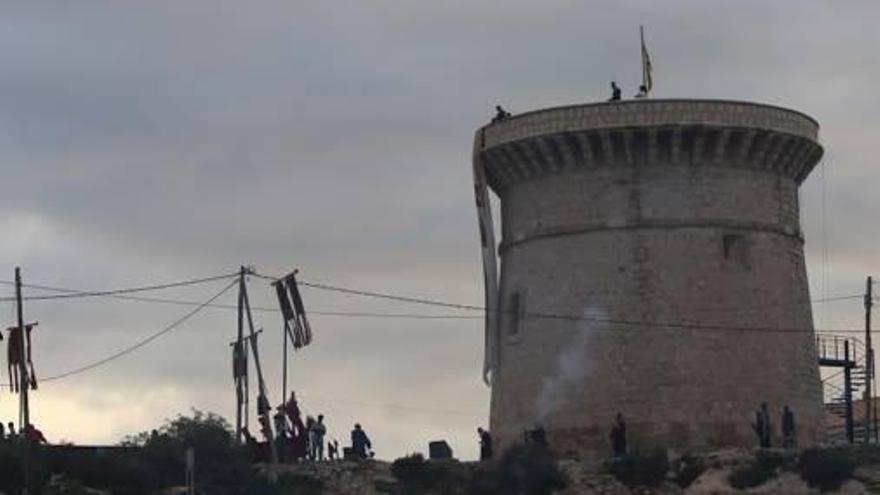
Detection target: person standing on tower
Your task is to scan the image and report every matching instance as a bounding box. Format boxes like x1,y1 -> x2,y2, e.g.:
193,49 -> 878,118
608,82 -> 622,102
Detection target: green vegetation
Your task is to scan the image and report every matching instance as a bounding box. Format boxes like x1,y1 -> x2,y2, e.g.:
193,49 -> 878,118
607,448 -> 669,488
389,453 -> 467,494
388,444 -> 567,495
797,448 -> 854,492
727,450 -> 788,490
672,453 -> 706,488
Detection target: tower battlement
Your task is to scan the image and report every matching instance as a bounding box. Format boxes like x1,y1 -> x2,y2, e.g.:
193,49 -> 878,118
478,99 -> 823,191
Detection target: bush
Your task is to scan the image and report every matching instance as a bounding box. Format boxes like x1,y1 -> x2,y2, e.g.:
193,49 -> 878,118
798,448 -> 854,492
497,443 -> 567,495
278,473 -> 325,495
728,463 -> 775,490
391,453 -> 466,494
608,449 -> 669,488
391,453 -> 429,486
466,444 -> 567,495
727,450 -> 789,490
0,446 -> 23,495
673,453 -> 706,488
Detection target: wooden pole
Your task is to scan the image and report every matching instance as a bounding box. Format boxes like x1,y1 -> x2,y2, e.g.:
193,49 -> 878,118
282,320 -> 288,410
15,267 -> 31,494
235,267 -> 245,445
241,270 -> 278,465
867,276 -> 874,442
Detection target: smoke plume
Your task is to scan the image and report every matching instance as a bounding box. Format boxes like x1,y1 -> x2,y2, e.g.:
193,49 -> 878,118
534,308 -> 602,424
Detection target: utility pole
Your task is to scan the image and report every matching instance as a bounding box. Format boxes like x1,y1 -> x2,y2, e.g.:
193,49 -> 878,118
235,266 -> 245,445
867,276 -> 874,442
15,267 -> 31,494
239,267 -> 278,465
282,320 -> 288,407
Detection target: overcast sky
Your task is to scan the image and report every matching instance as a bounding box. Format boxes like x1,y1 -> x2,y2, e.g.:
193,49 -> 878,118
0,1 -> 877,460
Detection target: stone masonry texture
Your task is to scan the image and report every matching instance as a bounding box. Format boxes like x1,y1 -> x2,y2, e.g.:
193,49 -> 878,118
473,99 -> 825,461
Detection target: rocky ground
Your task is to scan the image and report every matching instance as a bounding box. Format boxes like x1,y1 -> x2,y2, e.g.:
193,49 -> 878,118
32,446 -> 880,494
259,448 -> 880,495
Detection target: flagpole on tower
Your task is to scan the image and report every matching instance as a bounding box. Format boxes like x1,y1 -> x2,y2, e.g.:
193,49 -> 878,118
640,25 -> 653,97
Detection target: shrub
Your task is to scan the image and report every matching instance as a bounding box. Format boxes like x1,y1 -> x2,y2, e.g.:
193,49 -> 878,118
798,448 -> 854,492
467,444 -> 567,495
608,449 -> 669,488
278,473 -> 325,495
727,450 -> 790,490
391,453 -> 466,494
728,462 -> 775,490
391,453 -> 429,486
673,453 -> 706,488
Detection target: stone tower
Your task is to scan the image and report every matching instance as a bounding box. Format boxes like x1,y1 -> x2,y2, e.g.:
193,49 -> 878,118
472,99 -> 824,459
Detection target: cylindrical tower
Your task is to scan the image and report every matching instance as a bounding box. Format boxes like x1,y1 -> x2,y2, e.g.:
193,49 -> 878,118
472,99 -> 824,459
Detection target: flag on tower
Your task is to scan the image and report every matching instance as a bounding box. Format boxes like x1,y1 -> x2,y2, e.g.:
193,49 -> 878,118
640,25 -> 653,95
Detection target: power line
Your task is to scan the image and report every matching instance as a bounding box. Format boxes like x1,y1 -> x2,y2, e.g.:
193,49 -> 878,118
251,272 -> 484,312
1,280 -> 481,320
0,272 -> 238,302
299,393 -> 483,418
255,271 -> 874,335
33,278 -> 239,385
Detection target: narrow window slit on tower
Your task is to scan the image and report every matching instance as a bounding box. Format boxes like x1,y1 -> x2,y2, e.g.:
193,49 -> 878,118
508,291 -> 526,336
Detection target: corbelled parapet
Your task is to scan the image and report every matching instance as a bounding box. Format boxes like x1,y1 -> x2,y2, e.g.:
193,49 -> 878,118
477,100 -> 823,191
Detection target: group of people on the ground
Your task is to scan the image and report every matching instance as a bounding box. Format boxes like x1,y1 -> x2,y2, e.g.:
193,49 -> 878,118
605,404 -> 796,461
243,391 -> 374,463
0,421 -> 47,444
753,402 -> 797,449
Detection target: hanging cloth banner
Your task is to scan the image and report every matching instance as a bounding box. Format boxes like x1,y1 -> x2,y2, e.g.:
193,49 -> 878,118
472,129 -> 500,385
232,341 -> 248,380
6,324 -> 37,393
275,282 -> 295,321
285,274 -> 312,349
5,326 -> 18,393
26,325 -> 37,390
274,273 -> 313,349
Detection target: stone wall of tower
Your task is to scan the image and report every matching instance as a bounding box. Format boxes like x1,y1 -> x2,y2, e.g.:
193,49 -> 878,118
475,99 -> 824,460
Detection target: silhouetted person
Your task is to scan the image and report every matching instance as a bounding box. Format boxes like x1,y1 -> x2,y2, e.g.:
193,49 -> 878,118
477,427 -> 493,460
782,405 -> 796,449
529,426 -> 547,446
312,415 -> 327,461
635,84 -> 648,98
0,422 -> 5,441
491,105 -> 512,124
351,423 -> 372,459
327,439 -> 339,460
610,413 -> 627,458
753,402 -> 772,448
7,422 -> 16,440
273,410 -> 288,462
24,424 -> 46,444
242,427 -> 269,463
608,81 -> 621,102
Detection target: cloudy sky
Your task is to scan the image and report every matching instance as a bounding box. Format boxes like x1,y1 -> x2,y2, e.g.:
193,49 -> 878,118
0,1 -> 877,460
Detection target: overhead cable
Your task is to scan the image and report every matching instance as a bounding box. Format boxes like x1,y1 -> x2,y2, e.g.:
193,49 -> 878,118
36,278 -> 239,384
253,271 -> 868,335
0,272 -> 237,302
